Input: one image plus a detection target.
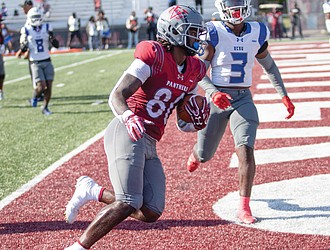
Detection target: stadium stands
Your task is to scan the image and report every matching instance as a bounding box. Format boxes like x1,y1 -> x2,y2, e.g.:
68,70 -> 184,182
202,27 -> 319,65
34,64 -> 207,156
2,0 -> 216,48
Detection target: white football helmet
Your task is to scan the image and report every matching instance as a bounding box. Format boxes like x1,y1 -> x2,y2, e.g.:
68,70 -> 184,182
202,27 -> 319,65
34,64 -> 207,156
27,7 -> 43,27
214,0 -> 252,24
157,5 -> 207,56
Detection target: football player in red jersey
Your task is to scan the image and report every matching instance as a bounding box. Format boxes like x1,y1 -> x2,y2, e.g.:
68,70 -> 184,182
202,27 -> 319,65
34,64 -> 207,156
64,5 -> 209,250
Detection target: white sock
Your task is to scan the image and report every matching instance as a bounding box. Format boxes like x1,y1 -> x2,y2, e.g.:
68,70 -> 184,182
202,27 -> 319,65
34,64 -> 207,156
91,184 -> 103,201
64,242 -> 88,250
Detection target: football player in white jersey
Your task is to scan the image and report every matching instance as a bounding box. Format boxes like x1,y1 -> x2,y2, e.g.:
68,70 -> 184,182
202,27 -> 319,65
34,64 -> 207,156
17,7 -> 59,115
186,0 -> 295,224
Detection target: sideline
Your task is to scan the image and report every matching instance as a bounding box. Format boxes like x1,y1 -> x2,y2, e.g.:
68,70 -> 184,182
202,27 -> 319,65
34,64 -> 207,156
4,50 -> 125,85
0,130 -> 105,210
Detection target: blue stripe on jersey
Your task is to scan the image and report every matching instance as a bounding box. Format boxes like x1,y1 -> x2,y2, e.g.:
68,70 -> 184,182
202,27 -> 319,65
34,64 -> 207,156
25,27 -> 29,36
258,22 -> 267,46
46,23 -> 49,32
206,22 -> 219,48
245,23 -> 251,34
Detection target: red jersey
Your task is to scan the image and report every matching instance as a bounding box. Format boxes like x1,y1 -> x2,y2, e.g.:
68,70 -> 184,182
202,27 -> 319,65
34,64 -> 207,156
128,41 -> 206,141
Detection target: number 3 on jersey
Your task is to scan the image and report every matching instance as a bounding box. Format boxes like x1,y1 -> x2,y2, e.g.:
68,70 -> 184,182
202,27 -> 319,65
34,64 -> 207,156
230,52 -> 247,84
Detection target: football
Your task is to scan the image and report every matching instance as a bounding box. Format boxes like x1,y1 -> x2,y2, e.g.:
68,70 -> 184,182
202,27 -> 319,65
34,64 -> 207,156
176,94 -> 206,123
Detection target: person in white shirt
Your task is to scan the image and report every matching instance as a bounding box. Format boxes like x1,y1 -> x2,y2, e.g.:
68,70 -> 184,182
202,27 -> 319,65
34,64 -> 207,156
126,11 -> 140,49
323,0 -> 330,43
86,16 -> 97,51
67,12 -> 84,49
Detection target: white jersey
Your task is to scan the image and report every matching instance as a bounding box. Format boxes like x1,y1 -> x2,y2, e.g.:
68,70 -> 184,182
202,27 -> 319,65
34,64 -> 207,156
20,23 -> 53,62
323,2 -> 330,13
206,21 -> 270,88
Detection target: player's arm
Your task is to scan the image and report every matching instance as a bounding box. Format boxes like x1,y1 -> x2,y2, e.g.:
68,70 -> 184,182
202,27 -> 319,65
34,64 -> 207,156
198,43 -> 232,110
109,59 -> 153,141
16,27 -> 28,58
49,31 -> 59,48
256,42 -> 295,119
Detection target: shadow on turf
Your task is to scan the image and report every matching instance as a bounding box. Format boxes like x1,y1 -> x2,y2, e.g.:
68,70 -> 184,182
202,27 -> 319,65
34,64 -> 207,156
0,219 -> 229,235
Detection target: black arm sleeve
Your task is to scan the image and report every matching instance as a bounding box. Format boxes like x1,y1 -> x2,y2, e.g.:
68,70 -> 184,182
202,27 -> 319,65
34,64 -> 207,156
49,31 -> 59,48
257,41 -> 268,55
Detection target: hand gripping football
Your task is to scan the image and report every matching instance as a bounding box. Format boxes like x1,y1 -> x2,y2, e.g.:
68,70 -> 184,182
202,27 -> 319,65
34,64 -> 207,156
176,94 -> 209,124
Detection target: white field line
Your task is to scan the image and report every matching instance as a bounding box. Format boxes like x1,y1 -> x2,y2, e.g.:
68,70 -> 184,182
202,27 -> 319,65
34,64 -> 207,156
254,91 -> 330,101
256,101 -> 330,122
272,53 -> 330,60
257,81 -> 330,89
270,48 -> 330,54
0,130 -> 105,211
275,58 -> 330,67
256,127 -> 330,139
4,50 -> 124,85
269,43 -> 329,50
229,142 -> 330,168
261,71 -> 330,80
278,65 -> 330,73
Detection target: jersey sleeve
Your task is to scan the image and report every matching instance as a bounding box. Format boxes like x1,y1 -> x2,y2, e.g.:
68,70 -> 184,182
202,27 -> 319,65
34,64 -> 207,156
205,21 -> 219,48
258,22 -> 270,45
134,41 -> 164,76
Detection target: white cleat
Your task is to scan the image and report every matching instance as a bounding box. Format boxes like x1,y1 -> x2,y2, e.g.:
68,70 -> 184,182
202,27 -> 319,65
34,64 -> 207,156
65,176 -> 99,224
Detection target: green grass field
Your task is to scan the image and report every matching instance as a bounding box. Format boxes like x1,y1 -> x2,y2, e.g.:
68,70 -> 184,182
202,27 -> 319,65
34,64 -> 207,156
0,49 -> 134,200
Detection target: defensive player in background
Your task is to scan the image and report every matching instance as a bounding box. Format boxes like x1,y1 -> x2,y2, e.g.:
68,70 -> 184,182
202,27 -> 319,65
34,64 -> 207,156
186,0 -> 295,224
64,5 -> 209,250
16,0 -> 46,103
17,7 -> 59,115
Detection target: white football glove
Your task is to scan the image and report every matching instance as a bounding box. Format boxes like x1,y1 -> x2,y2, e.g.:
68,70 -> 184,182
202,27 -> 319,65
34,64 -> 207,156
122,110 -> 153,142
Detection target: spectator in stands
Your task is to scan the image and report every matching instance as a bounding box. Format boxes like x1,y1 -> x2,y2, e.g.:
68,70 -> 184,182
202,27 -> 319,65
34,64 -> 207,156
1,23 -> 16,54
0,15 -> 5,100
94,0 -> 101,12
19,0 -> 33,15
1,2 -> 7,17
323,0 -> 330,44
96,10 -> 111,50
67,12 -> 84,49
86,16 -> 97,51
195,0 -> 203,14
271,8 -> 282,40
290,2 -> 303,39
168,0 -> 176,7
42,0 -> 51,18
126,11 -> 140,49
14,9 -> 19,16
144,6 -> 157,41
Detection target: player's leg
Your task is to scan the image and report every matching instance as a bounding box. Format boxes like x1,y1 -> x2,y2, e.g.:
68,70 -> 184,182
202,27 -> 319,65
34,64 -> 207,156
29,63 -> 43,107
130,136 -> 165,222
229,90 -> 259,224
41,61 -> 54,115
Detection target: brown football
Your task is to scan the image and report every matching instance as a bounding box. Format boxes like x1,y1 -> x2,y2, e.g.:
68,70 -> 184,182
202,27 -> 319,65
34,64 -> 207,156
176,94 -> 205,123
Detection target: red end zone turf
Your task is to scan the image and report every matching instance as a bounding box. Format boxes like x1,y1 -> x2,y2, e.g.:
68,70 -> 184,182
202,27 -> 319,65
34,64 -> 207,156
0,41 -> 329,249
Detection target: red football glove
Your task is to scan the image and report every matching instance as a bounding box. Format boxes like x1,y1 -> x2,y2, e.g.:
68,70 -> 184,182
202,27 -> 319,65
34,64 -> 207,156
282,96 -> 295,119
185,95 -> 210,130
123,111 -> 154,142
211,92 -> 232,110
